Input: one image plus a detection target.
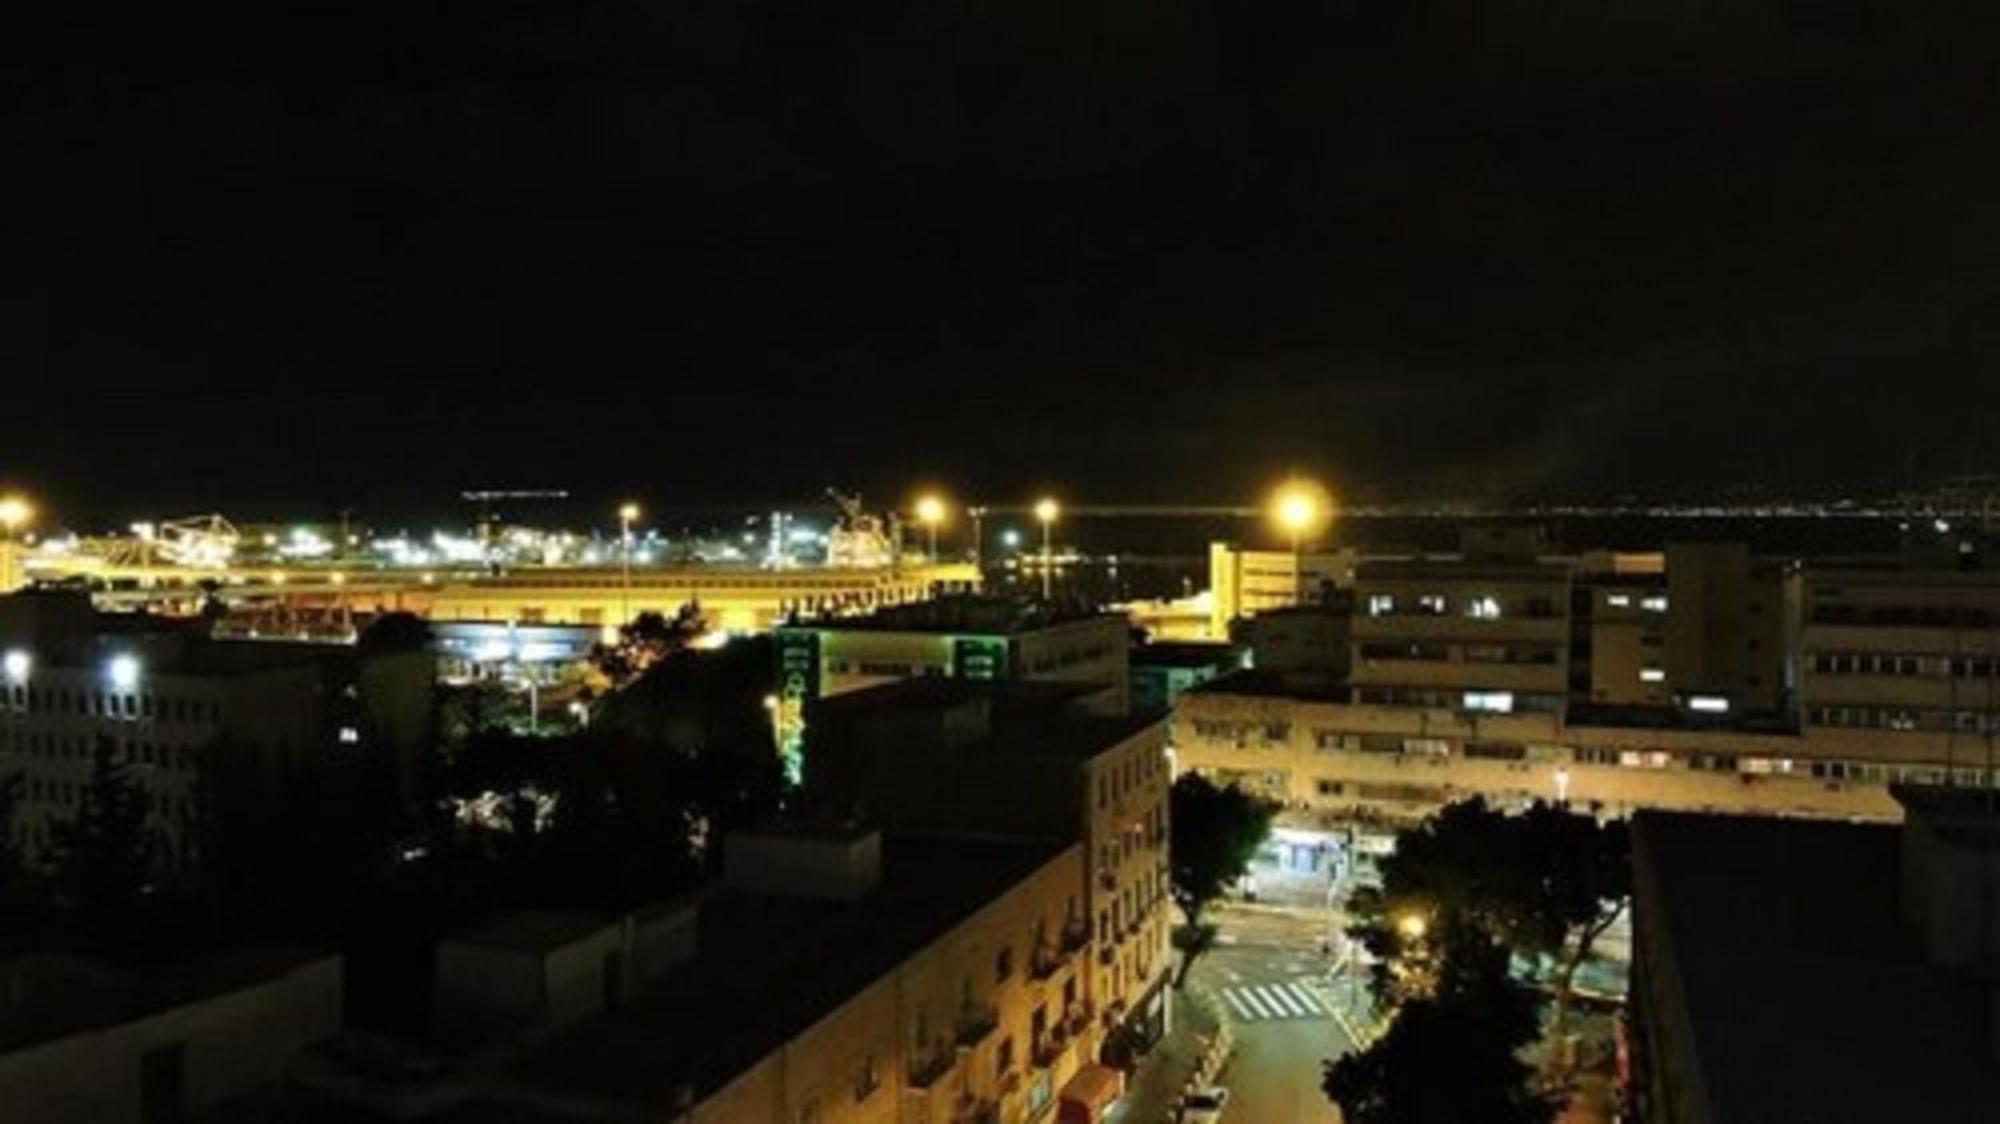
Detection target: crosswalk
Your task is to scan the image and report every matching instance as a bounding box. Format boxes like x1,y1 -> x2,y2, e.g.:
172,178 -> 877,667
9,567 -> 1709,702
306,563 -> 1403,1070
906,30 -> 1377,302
1218,980 -> 1329,1022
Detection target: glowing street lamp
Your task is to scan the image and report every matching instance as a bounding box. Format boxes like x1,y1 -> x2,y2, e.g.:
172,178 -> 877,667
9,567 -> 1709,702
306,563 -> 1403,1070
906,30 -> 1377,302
1270,479 -> 1331,605
618,502 -> 640,626
1033,497 -> 1060,600
1396,912 -> 1428,942
0,495 -> 32,537
914,494 -> 947,560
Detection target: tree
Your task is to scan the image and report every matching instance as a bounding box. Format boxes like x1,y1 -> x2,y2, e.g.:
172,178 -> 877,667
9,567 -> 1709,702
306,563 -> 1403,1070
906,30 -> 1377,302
590,604 -> 703,686
0,769 -> 32,913
1347,798 -> 1630,1041
1168,772 -> 1274,986
1324,917 -> 1554,1124
45,736 -> 158,924
357,610 -> 435,655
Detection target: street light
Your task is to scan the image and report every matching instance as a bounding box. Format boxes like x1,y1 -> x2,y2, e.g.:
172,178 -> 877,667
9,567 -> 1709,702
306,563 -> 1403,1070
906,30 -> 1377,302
1033,497 -> 1060,601
0,495 -> 32,537
1270,479 -> 1331,606
618,502 -> 640,626
1396,912 -> 1428,942
914,494 -> 947,560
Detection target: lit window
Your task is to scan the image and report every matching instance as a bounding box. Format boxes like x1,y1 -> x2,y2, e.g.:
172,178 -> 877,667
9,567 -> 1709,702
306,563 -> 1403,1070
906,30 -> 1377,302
1639,668 -> 1666,683
1366,594 -> 1395,617
1462,691 -> 1515,714
1687,695 -> 1729,714
1417,594 -> 1446,615
337,726 -> 361,745
1641,596 -> 1668,612
1467,596 -> 1502,620
1605,594 -> 1631,608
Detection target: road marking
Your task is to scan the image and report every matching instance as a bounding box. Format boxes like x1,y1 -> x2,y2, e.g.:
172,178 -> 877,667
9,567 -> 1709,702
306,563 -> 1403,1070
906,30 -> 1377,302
1284,983 -> 1326,1014
1222,989 -> 1256,1020
1236,987 -> 1274,1018
1259,984 -> 1305,1017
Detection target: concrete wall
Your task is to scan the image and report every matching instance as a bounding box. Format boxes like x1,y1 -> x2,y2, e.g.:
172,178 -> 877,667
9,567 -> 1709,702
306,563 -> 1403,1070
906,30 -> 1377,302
0,956 -> 342,1124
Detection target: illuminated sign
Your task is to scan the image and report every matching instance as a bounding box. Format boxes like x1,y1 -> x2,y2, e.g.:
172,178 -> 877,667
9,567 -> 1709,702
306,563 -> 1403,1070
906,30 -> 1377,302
951,636 -> 1009,681
774,631 -> 822,781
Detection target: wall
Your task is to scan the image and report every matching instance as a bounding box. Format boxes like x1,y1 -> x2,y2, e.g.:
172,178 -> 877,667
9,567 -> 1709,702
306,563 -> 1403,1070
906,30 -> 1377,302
0,955 -> 342,1124
691,846 -> 1092,1124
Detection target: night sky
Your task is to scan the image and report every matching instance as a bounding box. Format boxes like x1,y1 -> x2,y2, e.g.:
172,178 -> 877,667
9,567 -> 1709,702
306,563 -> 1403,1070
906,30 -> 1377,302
8,2 -> 2000,525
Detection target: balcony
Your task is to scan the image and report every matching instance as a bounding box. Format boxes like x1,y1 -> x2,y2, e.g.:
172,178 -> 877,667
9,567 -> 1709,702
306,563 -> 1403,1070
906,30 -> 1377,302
956,1002 -> 1000,1048
1031,946 -> 1069,982
1097,869 -> 1117,892
1033,1024 -> 1070,1068
910,1047 -> 958,1090
1059,919 -> 1090,953
1065,1001 -> 1092,1036
1098,944 -> 1116,966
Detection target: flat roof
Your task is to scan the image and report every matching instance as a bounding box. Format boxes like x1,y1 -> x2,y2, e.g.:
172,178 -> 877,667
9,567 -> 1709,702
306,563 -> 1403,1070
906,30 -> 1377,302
1186,668 -> 1349,702
1636,812 -> 2000,1122
509,833 -> 1068,1108
786,595 -> 1121,635
0,944 -> 330,1054
1130,642 -> 1243,671
448,910 -> 612,954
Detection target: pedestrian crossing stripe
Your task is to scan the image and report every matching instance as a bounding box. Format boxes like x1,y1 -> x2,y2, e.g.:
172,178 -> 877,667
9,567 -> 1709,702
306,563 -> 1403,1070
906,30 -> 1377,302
1220,982 -> 1329,1021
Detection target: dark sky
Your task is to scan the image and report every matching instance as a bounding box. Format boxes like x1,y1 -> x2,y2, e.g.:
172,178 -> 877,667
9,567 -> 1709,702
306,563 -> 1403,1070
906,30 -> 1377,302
7,2 -> 2000,526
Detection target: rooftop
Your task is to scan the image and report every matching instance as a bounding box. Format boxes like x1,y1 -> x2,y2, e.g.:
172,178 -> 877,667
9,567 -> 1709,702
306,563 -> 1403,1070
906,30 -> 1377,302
509,833 -> 1068,1108
810,676 -> 1162,758
786,594 -> 1121,635
1636,811 -> 2000,1122
1130,641 -> 1245,671
0,944 -> 330,1054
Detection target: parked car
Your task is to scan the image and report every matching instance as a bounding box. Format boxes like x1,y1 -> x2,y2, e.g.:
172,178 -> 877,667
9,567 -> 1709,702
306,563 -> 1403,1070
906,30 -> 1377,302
1180,1086 -> 1230,1123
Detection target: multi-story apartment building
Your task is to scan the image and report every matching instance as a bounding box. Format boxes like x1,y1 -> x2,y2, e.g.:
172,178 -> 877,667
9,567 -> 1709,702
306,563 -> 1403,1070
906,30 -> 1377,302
0,590 -> 431,866
802,679 -> 1175,1060
1206,542 -> 1361,637
1176,551 -> 2000,846
1349,529 -> 1574,716
317,823 -> 1120,1123
772,596 -> 1130,774
1801,562 -> 2000,767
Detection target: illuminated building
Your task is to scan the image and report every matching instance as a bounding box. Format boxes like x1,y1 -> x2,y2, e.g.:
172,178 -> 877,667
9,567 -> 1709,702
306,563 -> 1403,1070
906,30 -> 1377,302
771,595 -> 1129,776
324,825 -> 1120,1124
1349,528 -> 1574,716
803,680 -> 1176,1065
1172,544 -> 2000,846
0,590 -> 432,866
1800,562 -> 2000,761
1206,541 -> 1360,637
1129,642 -> 1244,713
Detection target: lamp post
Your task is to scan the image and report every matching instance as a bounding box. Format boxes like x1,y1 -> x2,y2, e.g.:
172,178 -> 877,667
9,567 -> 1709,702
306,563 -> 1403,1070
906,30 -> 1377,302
1034,497 -> 1059,601
1271,480 -> 1329,606
618,502 -> 640,626
914,494 -> 947,561
0,495 -> 30,592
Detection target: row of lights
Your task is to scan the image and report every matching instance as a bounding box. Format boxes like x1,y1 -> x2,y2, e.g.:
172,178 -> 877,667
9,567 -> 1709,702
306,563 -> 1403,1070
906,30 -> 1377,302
2,649 -> 141,689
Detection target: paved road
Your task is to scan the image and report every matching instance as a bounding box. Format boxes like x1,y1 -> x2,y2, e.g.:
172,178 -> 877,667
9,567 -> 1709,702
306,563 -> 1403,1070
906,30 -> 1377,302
1187,933 -> 1352,1123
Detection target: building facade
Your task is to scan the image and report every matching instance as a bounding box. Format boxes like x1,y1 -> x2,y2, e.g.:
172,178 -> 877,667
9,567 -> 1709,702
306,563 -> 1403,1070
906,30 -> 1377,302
0,591 -> 431,867
1207,542 -> 1360,637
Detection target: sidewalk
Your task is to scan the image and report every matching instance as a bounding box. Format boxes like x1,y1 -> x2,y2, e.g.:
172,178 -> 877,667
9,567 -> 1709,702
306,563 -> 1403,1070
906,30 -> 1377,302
1109,983 -> 1225,1124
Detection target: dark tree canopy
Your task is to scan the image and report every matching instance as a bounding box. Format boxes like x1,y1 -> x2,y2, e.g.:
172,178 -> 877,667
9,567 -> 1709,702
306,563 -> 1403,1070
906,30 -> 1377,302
1325,917 -> 1554,1124
45,736 -> 159,925
1168,772 -> 1274,984
358,611 -> 436,655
